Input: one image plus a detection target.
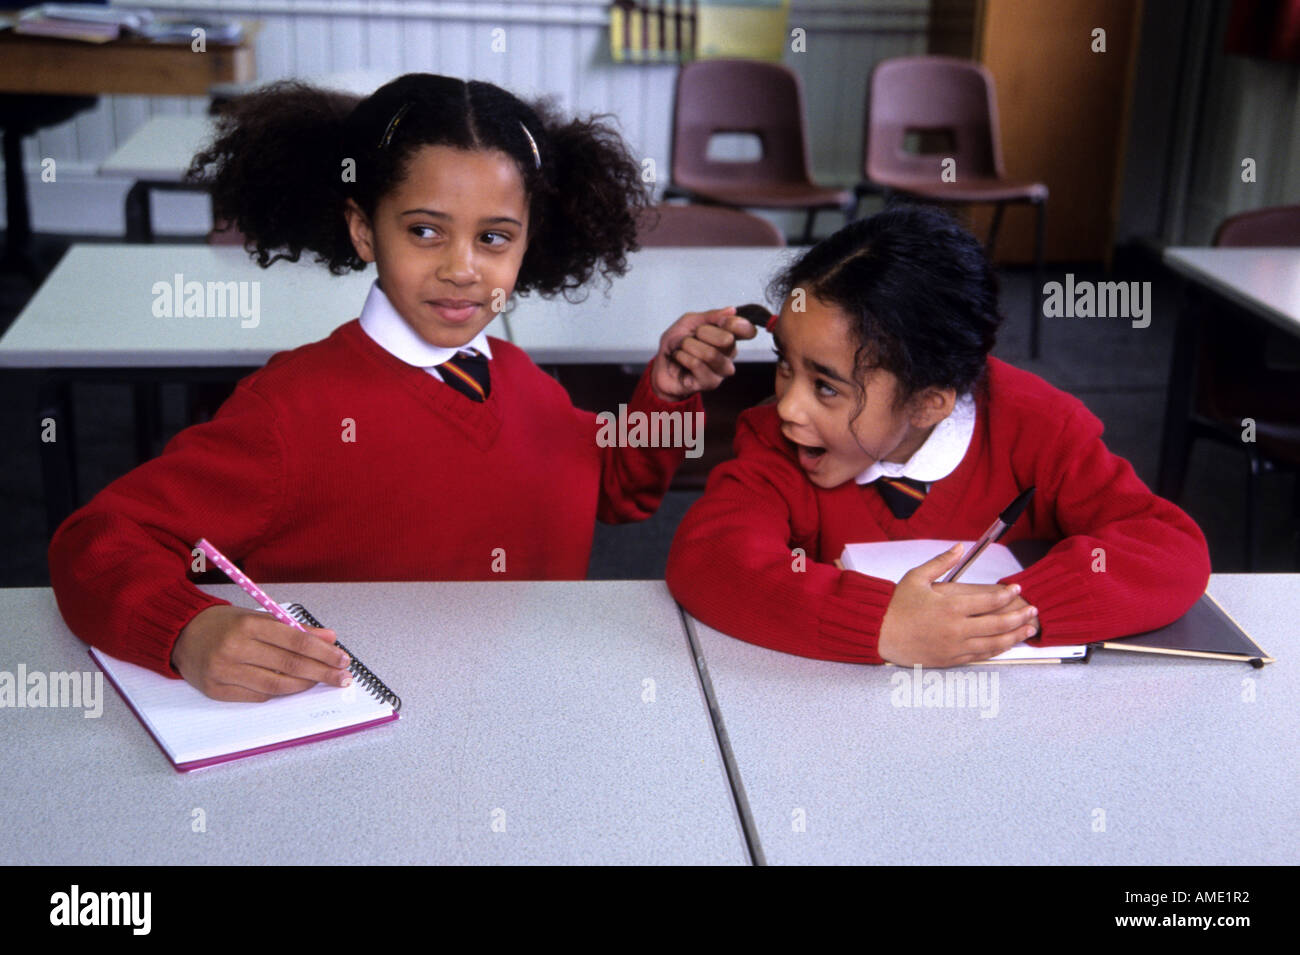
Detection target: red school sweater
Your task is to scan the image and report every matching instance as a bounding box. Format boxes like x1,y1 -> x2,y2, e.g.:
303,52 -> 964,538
49,319 -> 701,677
665,357 -> 1211,663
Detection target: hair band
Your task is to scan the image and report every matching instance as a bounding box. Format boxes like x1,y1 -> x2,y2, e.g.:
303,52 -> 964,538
378,103 -> 411,149
519,121 -> 541,170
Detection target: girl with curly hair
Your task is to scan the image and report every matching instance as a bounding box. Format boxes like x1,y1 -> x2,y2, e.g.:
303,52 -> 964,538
50,73 -> 755,701
667,205 -> 1210,667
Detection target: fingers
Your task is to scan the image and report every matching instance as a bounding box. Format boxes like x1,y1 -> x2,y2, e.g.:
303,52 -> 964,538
958,600 -> 1039,643
241,627 -> 353,691
952,625 -> 1037,665
944,583 -> 1024,617
210,618 -> 351,699
904,543 -> 964,584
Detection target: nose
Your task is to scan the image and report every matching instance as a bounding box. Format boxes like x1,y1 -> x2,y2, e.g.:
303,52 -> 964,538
436,239 -> 480,286
775,377 -> 809,428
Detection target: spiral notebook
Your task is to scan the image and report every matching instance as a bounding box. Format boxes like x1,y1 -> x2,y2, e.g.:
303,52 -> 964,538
91,603 -> 400,772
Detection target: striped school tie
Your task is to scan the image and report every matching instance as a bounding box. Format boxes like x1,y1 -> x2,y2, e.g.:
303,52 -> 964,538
872,476 -> 928,519
436,349 -> 491,402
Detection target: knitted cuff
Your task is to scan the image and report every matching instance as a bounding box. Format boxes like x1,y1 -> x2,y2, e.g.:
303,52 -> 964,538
816,570 -> 895,663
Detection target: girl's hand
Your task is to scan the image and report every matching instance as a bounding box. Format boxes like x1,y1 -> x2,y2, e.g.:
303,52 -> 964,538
171,604 -> 353,702
651,306 -> 758,402
877,544 -> 1040,667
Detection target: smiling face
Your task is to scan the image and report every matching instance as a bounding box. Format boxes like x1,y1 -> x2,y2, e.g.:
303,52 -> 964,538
344,145 -> 530,349
773,293 -> 955,489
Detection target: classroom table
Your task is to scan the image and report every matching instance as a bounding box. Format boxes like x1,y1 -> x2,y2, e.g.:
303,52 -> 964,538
685,573 -> 1299,865
507,247 -> 793,363
0,581 -> 749,865
1157,247 -> 1300,500
0,22 -> 259,96
0,244 -> 386,534
98,116 -> 217,243
0,244 -> 386,368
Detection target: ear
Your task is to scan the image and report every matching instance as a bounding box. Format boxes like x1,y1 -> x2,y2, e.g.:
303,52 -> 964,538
909,387 -> 957,429
343,199 -> 376,264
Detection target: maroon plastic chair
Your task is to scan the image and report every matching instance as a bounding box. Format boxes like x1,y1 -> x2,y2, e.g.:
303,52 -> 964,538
667,60 -> 854,245
1179,205 -> 1300,567
863,55 -> 1048,356
637,203 -> 785,247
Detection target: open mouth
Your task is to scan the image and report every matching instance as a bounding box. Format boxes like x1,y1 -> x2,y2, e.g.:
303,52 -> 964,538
788,439 -> 828,470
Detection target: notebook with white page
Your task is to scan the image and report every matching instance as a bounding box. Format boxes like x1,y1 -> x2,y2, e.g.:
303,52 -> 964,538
839,539 -> 1089,663
91,641 -> 400,772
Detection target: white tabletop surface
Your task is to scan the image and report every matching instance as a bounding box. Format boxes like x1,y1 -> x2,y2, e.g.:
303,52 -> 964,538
0,244 -> 783,369
0,581 -> 748,865
1163,247 -> 1300,334
0,245 -> 417,368
687,573 -> 1299,865
97,116 -> 217,181
507,247 -> 792,363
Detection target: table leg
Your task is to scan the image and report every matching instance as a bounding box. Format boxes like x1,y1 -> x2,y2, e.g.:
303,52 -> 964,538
1156,282 -> 1201,501
124,181 -> 153,243
37,375 -> 78,538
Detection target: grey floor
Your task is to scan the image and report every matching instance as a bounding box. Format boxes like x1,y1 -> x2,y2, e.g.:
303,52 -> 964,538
2,234 -> 1296,588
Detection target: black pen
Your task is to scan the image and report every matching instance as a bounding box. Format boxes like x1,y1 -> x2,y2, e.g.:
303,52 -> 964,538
941,487 -> 1036,583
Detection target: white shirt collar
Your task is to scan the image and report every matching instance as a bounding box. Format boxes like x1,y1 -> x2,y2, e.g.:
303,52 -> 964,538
855,392 -> 975,485
358,280 -> 493,368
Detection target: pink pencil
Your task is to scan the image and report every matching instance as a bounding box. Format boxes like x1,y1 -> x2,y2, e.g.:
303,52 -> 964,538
195,537 -> 313,634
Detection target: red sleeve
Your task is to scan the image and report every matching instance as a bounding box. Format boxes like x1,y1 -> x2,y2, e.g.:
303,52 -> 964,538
592,360 -> 703,524
667,410 -> 894,663
1006,402 -> 1211,645
47,384 -> 288,677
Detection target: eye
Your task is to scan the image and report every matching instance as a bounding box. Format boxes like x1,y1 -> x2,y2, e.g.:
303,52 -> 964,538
815,378 -> 839,399
481,231 -> 511,247
410,225 -> 439,240
772,347 -> 790,373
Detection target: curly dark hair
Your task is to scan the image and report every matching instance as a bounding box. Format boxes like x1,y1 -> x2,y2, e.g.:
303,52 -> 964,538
186,73 -> 651,298
766,203 -> 1002,409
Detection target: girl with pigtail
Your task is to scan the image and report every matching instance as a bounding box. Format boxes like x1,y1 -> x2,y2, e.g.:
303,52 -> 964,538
50,73 -> 756,701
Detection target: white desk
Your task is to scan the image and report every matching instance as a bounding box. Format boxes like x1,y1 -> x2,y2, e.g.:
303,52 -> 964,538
98,116 -> 216,183
1157,247 -> 1300,501
0,244 -> 399,367
508,247 -> 791,363
687,573 -> 1299,865
0,581 -> 748,865
1163,248 -> 1300,336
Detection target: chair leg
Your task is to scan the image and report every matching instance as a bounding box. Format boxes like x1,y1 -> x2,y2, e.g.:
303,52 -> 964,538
1031,199 -> 1046,360
1245,449 -> 1260,571
800,208 -> 816,245
985,203 -> 1005,256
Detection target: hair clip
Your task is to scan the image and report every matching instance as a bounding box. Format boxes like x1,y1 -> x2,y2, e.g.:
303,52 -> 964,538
519,121 -> 541,170
736,303 -> 776,332
378,102 -> 411,150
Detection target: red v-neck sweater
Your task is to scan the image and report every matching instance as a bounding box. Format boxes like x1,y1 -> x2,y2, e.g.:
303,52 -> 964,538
666,358 -> 1211,663
49,319 -> 701,677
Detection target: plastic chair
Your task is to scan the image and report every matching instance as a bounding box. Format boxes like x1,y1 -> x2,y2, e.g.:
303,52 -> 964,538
667,60 -> 854,245
863,55 -> 1048,356
637,203 -> 785,247
1178,205 -> 1300,568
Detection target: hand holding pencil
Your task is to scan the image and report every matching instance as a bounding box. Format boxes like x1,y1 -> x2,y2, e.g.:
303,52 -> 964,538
170,539 -> 353,702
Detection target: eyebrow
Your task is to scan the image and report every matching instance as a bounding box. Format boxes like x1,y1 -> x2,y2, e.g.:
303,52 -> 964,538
399,208 -> 523,227
772,333 -> 853,385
